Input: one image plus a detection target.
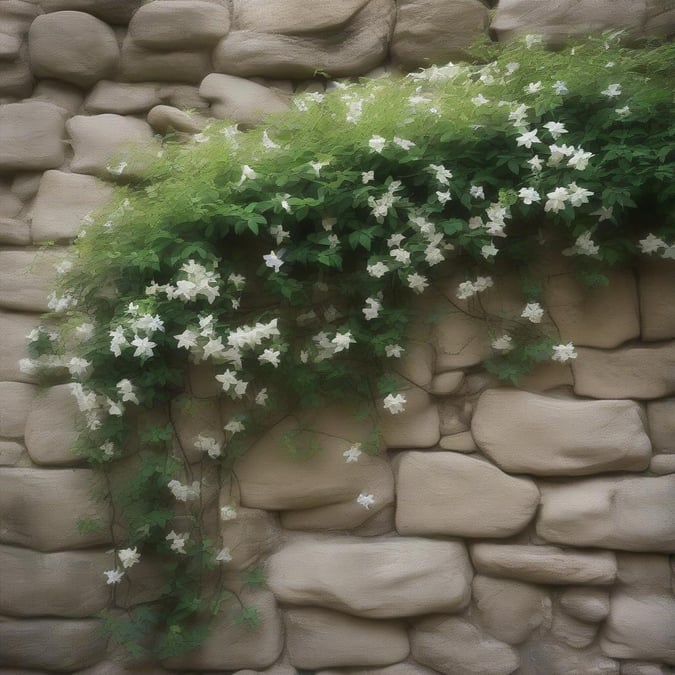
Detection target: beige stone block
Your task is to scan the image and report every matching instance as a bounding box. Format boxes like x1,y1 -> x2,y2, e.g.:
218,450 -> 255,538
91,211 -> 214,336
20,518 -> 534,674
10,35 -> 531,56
0,441 -> 24,466
620,663 -> 671,675
644,0 -> 675,35
379,384 -> 440,448
84,81 -> 162,115
33,79 -> 85,115
0,544 -> 112,617
0,217 -> 30,245
639,260 -> 675,340
0,311 -> 41,383
147,105 -> 207,134
39,0 -> 141,25
396,451 -> 539,538
31,170 -> 114,243
158,83 -> 210,111
220,506 -> 280,570
411,615 -> 519,675
0,180 -> 23,218
518,360 -> 574,392
430,309 -> 490,370
473,575 -> 549,645
0,101 -> 66,172
129,1 -> 230,49
429,370 -> 464,395
537,475 -> 675,552
472,389 -> 651,476
559,588 -> 610,623
616,553 -> 672,592
438,431 -> 476,452
438,399 -> 468,435
267,536 -> 472,618
316,666 -> 440,675
601,592 -> 675,665
648,394 -> 675,449
0,33 -> 21,61
391,0 -> 489,67
470,544 -> 618,585
171,395 -> 224,464
28,11 -> 120,88
351,503 -> 395,536
0,381 -> 36,437
285,607 -> 409,669
0,49 -> 33,99
573,342 -> 675,399
518,643 -> 619,675
0,0 -> 40,37
0,619 -> 107,671
551,608 -> 598,649
11,173 -> 42,201
0,468 -> 112,551
650,454 -> 675,474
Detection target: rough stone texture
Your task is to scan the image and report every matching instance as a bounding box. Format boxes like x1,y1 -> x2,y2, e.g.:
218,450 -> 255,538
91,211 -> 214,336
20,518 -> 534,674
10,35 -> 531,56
147,105 -> 207,134
601,592 -> 675,665
396,451 -> 539,538
518,643 -> 619,675
492,0 -> 646,43
472,390 -> 651,476
391,0 -> 488,67
559,588 -> 610,623
0,544 -> 112,617
25,384 -> 82,466
639,260 -> 675,340
39,0 -> 142,25
537,475 -> 675,552
650,454 -> 675,475
67,114 -> 157,178
551,609 -> 598,649
28,11 -> 120,88
0,311 -> 41,383
429,370 -> 464,395
119,38 -> 212,83
158,83 -> 210,111
0,217 -> 30,245
470,544 -> 618,585
0,381 -> 35,437
0,101 -> 66,172
473,575 -> 550,645
438,430 -> 477,452
31,170 -> 114,242
644,0 -> 675,35
171,396 -> 224,464
317,667 -> 440,675
430,310 -> 490,370
0,619 -> 107,671
0,468 -> 112,551
220,506 -> 280,570
33,79 -> 85,115
411,615 -> 520,675
573,343 -> 675,399
0,49 -> 33,99
214,0 -> 395,79
199,73 -> 288,126
0,441 -> 24,466
379,385 -> 440,448
285,607 -> 409,669
84,81 -> 162,115
617,553 -> 672,592
647,394 -> 675,450
621,664 -> 672,675
268,536 -> 472,618
129,1 -> 230,50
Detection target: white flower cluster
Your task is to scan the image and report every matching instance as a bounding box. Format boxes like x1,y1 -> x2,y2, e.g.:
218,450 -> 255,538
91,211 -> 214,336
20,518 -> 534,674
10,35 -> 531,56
456,276 -> 494,300
167,479 -> 201,502
639,234 -> 675,259
147,259 -> 221,304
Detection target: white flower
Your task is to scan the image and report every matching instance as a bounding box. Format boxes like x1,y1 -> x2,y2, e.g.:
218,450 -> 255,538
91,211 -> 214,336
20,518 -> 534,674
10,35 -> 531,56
309,160 -> 329,177
471,93 -> 489,106
616,105 -> 630,118
104,569 -> 124,585
174,329 -> 199,350
552,342 -> 578,362
548,143 -> 575,166
76,322 -> 95,341
639,234 -> 666,254
68,357 -> 91,379
362,171 -> 375,184
130,335 -> 156,359
568,149 -> 594,171
516,129 -> 540,149
470,185 -> 485,199
101,441 -> 115,457
357,493 -> 375,509
393,136 -> 415,150
521,302 -> 544,323
195,434 -> 222,459
367,261 -> 389,278
544,187 -> 569,213
525,81 -> 542,94
571,231 -> 600,256
425,245 -> 444,266
116,379 -> 139,404
543,121 -> 568,140
363,297 -> 381,321
491,334 -> 514,352
216,369 -> 240,392
552,80 -> 569,95
508,104 -> 529,126
481,243 -> 498,260
525,34 -> 543,49
263,250 -> 284,272
259,348 -> 281,367
118,547 -> 140,569
166,530 -> 189,554
390,248 -> 411,265
506,61 -> 520,74
601,83 -> 622,98
527,155 -> 543,172
567,182 -> 594,207
369,135 -> 386,153
518,187 -> 540,205
436,190 -> 452,204
474,276 -> 494,292
220,505 -> 237,521
383,393 -> 406,414
238,164 -> 258,185
255,388 -> 269,406
332,331 -> 355,353
261,130 -> 280,149
384,344 -> 403,359
429,164 -> 453,185
407,273 -> 428,294
167,479 -> 200,502
343,444 -> 362,463
216,547 -> 232,563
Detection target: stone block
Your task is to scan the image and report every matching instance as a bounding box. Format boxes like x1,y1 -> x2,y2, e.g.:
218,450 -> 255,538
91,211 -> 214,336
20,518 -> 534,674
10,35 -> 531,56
518,643 -> 619,675
119,38 -> 212,83
0,49 -> 33,99
472,389 -> 651,476
379,384 -> 440,448
0,441 -> 24,466
395,451 -> 539,538
285,607 -> 409,669
39,0 -> 141,24
0,33 -> 21,61
33,79 -> 84,115
0,468 -> 112,551
551,608 -> 598,649
11,172 -> 42,201
559,588 -> 610,623
147,105 -> 206,134
648,396 -> 675,449
429,370 -> 464,395
0,381 -> 35,437
0,311 -> 41,383
438,431 -> 476,452
537,475 -> 675,552
84,81 -> 162,115
0,180 -> 22,217
617,553 -> 672,592
430,309 -> 490,370
639,260 -> 675,340
470,544 -> 618,585
0,101 -> 66,172
650,454 -> 675,474
0,217 -> 29,245
0,544 -> 112,617
316,666 -> 440,675
220,506 -> 280,570
644,0 -> 675,36
28,11 -> 120,88
267,536 -> 472,618
158,83 -> 210,111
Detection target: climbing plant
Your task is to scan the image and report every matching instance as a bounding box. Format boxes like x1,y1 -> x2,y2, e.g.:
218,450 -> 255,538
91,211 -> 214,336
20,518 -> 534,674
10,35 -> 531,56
27,34 -> 675,658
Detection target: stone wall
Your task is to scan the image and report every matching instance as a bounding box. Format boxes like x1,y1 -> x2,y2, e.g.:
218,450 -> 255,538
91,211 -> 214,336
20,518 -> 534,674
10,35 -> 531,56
1,1 -> 674,673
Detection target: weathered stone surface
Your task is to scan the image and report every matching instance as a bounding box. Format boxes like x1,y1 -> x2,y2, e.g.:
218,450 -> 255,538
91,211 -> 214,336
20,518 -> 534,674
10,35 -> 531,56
438,431 -> 476,452
158,83 -> 210,111
199,73 -> 288,126
601,592 -> 675,664
0,619 -> 107,671
351,504 -> 395,537
551,608 -> 598,649
0,381 -> 35,437
392,0 -> 488,67
429,370 -> 464,395
492,0 -> 645,43
214,0 -> 394,78
644,0 -> 675,36
0,180 -> 23,217
84,81 -> 162,114
430,310 -> 490,370
165,589 -> 283,670
220,506 -> 280,570
67,114 -> 157,178
129,1 -> 230,49
0,441 -> 24,466
33,79 -> 84,115
0,311 -> 40,383
537,475 -> 675,552
650,454 -> 675,475
0,1 -> 39,39
639,260 -> 675,340
0,468 -> 112,551
147,105 -> 207,134
396,452 -> 539,538
0,33 -> 21,60
29,11 -> 119,88
470,544 -> 618,585
473,575 -> 549,645
438,399 -> 469,435
0,101 -> 65,172
0,544 -> 111,617
648,400 -> 675,452
518,643 -> 619,675
119,38 -> 212,83
39,0 -> 141,24
171,395 -> 223,464
617,553 -> 672,592
472,390 -> 651,476
0,48 -> 32,98
393,341 -> 434,390
559,588 -> 610,623
573,343 -> 675,399
379,385 -> 440,448
285,607 -> 409,669
620,663 -> 671,675
31,170 -> 114,242
317,666 -> 439,675
268,536 -> 472,618
519,360 -> 574,392
11,172 -> 42,201
411,615 -> 520,675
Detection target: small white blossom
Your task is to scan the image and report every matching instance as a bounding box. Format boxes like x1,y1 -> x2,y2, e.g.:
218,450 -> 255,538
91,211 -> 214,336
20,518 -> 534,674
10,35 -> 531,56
383,393 -> 407,414
571,231 -> 600,256
104,569 -> 124,585
68,357 -> 91,379
166,530 -> 189,554
357,493 -> 375,509
332,331 -> 355,353
567,182 -> 594,207
470,185 -> 485,199
639,234 -> 666,254
167,479 -> 200,502
116,379 -> 139,404
543,121 -> 568,140
568,149 -> 594,171
521,302 -> 544,323
363,297 -> 381,321
525,81 -> 543,94
174,329 -> 199,350
362,170 -> 375,184
238,165 -> 258,185
552,80 -> 569,95
309,160 -> 329,177
130,335 -> 156,359
615,105 -> 630,118
471,93 -> 489,106
481,243 -> 498,260
491,335 -> 514,352
195,434 -> 222,459
518,187 -> 540,205
527,155 -> 543,172
407,273 -> 429,294
429,164 -> 453,185
216,547 -> 232,563
436,190 -> 452,204
367,261 -> 389,278
255,388 -> 269,406
261,130 -> 280,149
393,136 -> 415,150
385,344 -> 404,358
390,248 -> 411,265
118,547 -> 140,569
552,342 -> 578,362
343,444 -> 362,463
369,135 -> 386,153
263,250 -> 285,272
220,505 -> 237,521
544,187 -> 569,213
259,348 -> 281,367
601,83 -> 622,98
516,129 -> 540,149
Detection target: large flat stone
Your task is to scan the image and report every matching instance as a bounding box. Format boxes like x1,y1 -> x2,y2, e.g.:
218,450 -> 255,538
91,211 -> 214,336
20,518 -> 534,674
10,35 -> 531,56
0,468 -> 112,551
268,536 -> 472,618
430,309 -> 490,370
470,544 -> 618,585
220,506 -> 280,570
639,260 -> 675,340
0,311 -> 41,383
39,0 -> 141,24
84,81 -> 162,115
648,399 -> 675,452
518,643 -> 619,675
0,544 -> 111,617
285,607 -> 409,669
0,101 -> 66,172
572,343 -> 675,399
537,475 -> 675,552
472,389 -> 651,476
0,382 -> 36,437
0,50 -> 33,99
119,38 -> 212,83
0,441 -> 24,467
559,588 -> 610,623
395,451 -> 539,538
379,384 -> 440,448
